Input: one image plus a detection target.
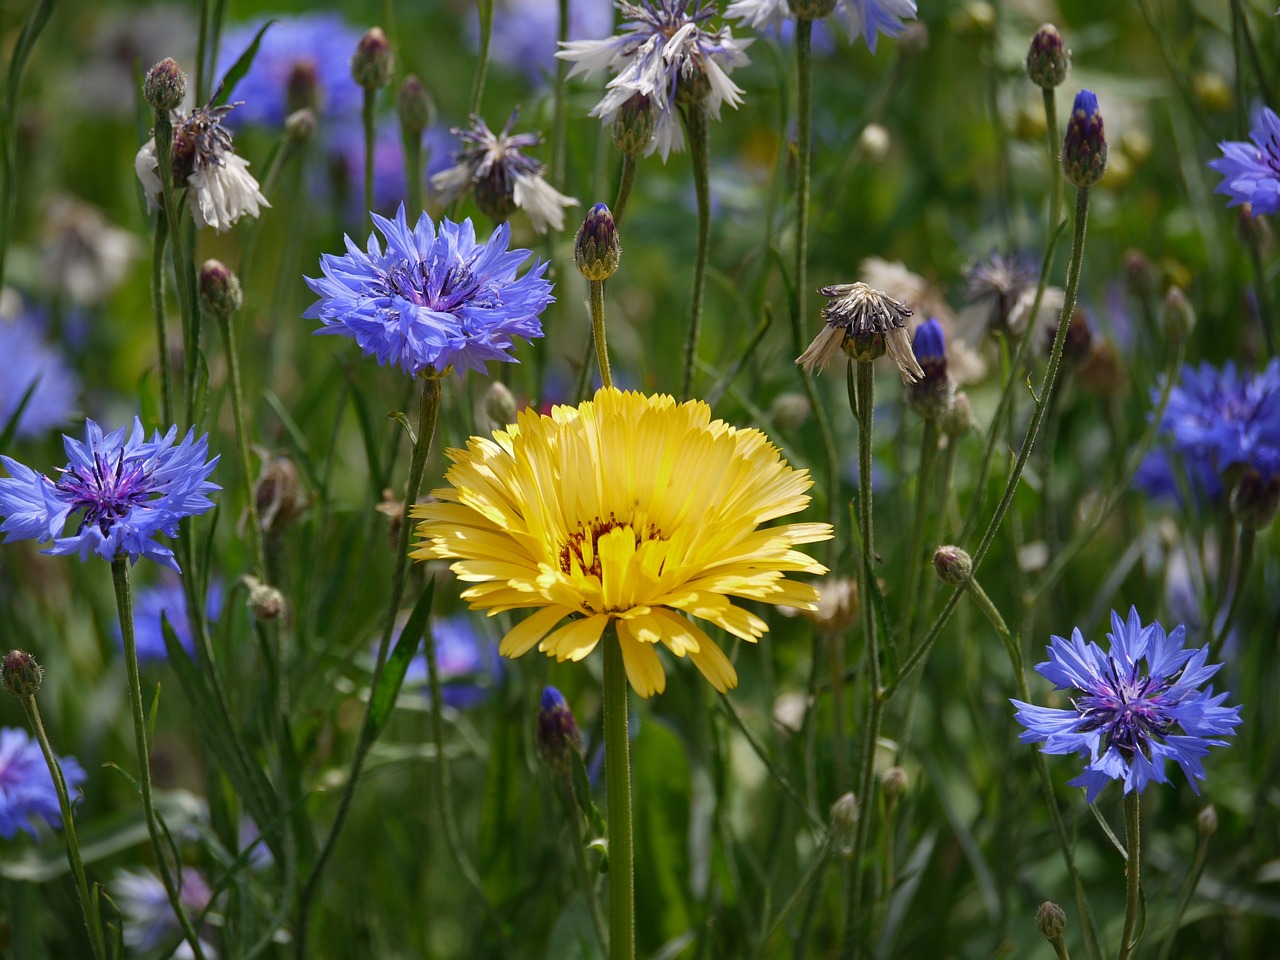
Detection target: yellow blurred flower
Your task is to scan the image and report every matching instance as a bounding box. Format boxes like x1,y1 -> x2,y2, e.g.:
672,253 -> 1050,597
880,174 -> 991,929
410,388 -> 832,697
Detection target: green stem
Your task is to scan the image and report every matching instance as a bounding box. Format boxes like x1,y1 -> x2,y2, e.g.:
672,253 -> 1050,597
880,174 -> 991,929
590,279 -> 613,389
194,0 -> 209,105
362,87 -> 376,216
1212,525 -> 1255,656
557,777 -> 608,952
112,557 -> 209,960
1154,827 -> 1211,960
295,374 -> 443,957
603,629 -> 635,960
680,100 -> 711,400
613,153 -> 637,229
987,15 -> 1012,247
794,18 -> 814,366
469,0 -> 493,117
552,0 -> 570,189
20,696 -> 107,960
151,215 -> 174,426
217,313 -> 264,577
1117,791 -> 1142,960
1043,87 -> 1062,233
1243,223 -> 1276,357
403,124 -> 424,217
898,419 -> 939,650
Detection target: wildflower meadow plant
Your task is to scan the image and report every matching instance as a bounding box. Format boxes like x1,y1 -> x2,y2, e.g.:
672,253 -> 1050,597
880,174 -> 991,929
1209,104 -> 1280,216
0,726 -> 86,839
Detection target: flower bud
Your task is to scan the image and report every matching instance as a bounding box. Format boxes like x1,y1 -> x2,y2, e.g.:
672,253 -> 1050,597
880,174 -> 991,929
198,259 -> 243,320
537,686 -> 584,774
1035,901 -> 1067,943
769,392 -> 811,431
1123,249 -> 1155,299
933,545 -> 973,586
244,577 -> 285,621
2,650 -> 43,699
907,319 -> 954,420
1062,90 -> 1107,188
882,766 -> 908,804
397,75 -> 436,137
144,58 -> 187,113
612,93 -> 655,156
1161,286 -> 1195,342
941,391 -> 976,439
788,0 -> 838,18
1197,804 -> 1218,838
575,203 -> 621,281
484,381 -> 518,430
351,27 -> 394,91
1229,466 -> 1280,531
285,107 -> 317,144
286,60 -> 320,114
255,456 -> 310,535
830,792 -> 859,857
1025,24 -> 1069,89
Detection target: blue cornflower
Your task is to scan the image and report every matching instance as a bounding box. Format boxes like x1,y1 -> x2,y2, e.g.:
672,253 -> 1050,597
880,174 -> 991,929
304,204 -> 553,377
0,419 -> 219,571
1134,446 -> 1223,506
120,574 -> 224,664
113,868 -> 218,960
399,614 -> 503,709
477,0 -> 616,84
1012,608 -> 1242,804
0,727 -> 87,839
726,0 -> 917,54
216,13 -> 363,128
1208,105 -> 1280,217
1159,360 -> 1280,482
0,310 -> 80,439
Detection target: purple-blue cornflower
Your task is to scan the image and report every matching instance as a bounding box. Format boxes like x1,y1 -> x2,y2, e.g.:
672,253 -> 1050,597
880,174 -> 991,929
113,868 -> 218,960
476,0 -> 615,84
1012,607 -> 1242,804
0,311 -> 79,439
399,614 -> 503,709
120,574 -> 224,664
303,204 -> 553,377
726,0 -> 917,54
0,727 -> 87,839
0,419 -> 219,571
1208,105 -> 1280,217
557,1 -> 753,161
1134,446 -> 1223,506
215,13 -> 363,128
1159,360 -> 1280,482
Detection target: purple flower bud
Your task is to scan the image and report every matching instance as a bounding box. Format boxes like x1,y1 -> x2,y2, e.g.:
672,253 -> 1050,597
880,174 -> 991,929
1062,89 -> 1107,188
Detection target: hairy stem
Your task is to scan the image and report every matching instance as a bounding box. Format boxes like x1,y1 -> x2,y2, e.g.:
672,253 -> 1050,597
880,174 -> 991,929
1117,791 -> 1142,960
603,629 -> 635,960
680,100 -> 711,400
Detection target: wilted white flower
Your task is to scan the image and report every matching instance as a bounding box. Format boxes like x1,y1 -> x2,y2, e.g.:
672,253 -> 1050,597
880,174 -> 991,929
41,196 -> 139,304
798,281 -> 923,382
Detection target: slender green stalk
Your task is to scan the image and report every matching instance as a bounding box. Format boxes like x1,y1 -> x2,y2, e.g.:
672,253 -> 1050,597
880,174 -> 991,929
194,0 -> 209,104
1154,825 -> 1211,960
1043,87 -> 1062,232
112,557 -> 209,960
1212,525 -> 1255,655
151,216 -> 174,426
217,312 -> 264,576
296,374 -> 443,957
469,0 -> 493,117
1117,791 -> 1142,960
679,100 -> 711,400
794,18 -> 814,367
613,153 -> 637,229
603,629 -> 635,960
362,87 -> 376,216
898,419 -> 939,650
987,14 -> 1012,247
554,776 -> 608,952
552,0 -> 570,189
1243,225 -> 1276,357
403,124 -> 424,218
590,279 -> 614,388
20,695 -> 107,960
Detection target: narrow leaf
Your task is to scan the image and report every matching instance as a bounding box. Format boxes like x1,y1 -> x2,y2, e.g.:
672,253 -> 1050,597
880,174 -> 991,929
368,579 -> 436,739
214,20 -> 277,107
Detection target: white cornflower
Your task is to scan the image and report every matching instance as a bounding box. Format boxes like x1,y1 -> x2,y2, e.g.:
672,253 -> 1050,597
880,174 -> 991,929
430,113 -> 578,234
726,0 -> 918,54
135,101 -> 269,234
557,1 -> 752,161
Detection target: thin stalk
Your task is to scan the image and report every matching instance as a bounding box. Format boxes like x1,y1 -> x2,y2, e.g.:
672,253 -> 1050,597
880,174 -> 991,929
603,629 -> 635,960
151,216 -> 174,426
469,0 -> 493,117
679,100 -> 711,400
556,777 -> 608,952
112,557 -> 209,960
590,279 -> 614,388
217,313 -> 264,576
296,374 -> 443,957
403,125 -> 424,218
898,419 -> 939,650
1117,791 -> 1142,960
1043,87 -> 1062,233
613,153 -> 637,229
794,18 -> 814,371
1154,826 -> 1211,960
21,696 -> 107,960
987,15 -> 1012,247
362,87 -> 376,216
153,110 -> 200,426
194,0 -> 209,105
1212,524 -> 1255,655
1243,225 -> 1276,357
552,0 -> 570,189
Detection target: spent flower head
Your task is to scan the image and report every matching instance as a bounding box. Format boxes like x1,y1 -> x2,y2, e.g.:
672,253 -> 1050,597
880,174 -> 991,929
0,727 -> 87,839
727,0 -> 917,53
0,418 -> 219,571
1208,104 -> 1280,217
430,113 -> 579,234
1012,607 -> 1242,803
557,1 -> 753,161
304,204 -> 553,377
797,282 -> 923,382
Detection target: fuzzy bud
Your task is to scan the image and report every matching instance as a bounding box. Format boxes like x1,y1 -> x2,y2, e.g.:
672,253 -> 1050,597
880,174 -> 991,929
1197,804 -> 1218,838
1025,25 -> 1069,89
397,75 -> 436,137
1035,901 -> 1067,943
882,766 -> 908,804
537,686 -> 584,775
285,108 -> 317,144
245,578 -> 285,621
575,203 -> 621,281
198,260 -> 242,319
286,60 -> 320,114
1062,90 -> 1107,189
933,545 -> 973,586
351,27 -> 394,91
2,650 -> 43,699
941,391 -> 976,439
1161,286 -> 1195,342
144,58 -> 187,113
612,93 -> 655,156
788,0 -> 838,18
830,792 -> 859,857
484,381 -> 518,429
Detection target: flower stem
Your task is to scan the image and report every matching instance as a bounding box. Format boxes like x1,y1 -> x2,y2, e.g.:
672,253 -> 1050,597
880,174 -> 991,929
898,418 -> 939,650
1043,87 -> 1062,232
679,100 -> 711,401
151,214 -> 174,426
1212,524 -> 1255,656
403,124 -> 424,218
362,87 -> 376,216
794,17 -> 814,360
20,695 -> 107,960
590,279 -> 613,389
216,312 -> 264,577
111,556 -> 208,960
603,628 -> 635,960
613,153 -> 637,230
296,374 -> 443,957
552,0 -> 570,190
1117,791 -> 1142,960
469,0 -> 493,117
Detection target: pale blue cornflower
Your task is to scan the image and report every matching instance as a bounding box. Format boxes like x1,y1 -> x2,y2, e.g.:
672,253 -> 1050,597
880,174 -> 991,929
113,868 -> 218,960
399,614 -> 503,709
1012,608 -> 1242,804
0,419 -> 219,571
557,1 -> 753,161
0,309 -> 79,439
304,205 -> 553,377
726,0 -> 917,54
1208,105 -> 1280,217
0,727 -> 87,839
119,573 -> 224,664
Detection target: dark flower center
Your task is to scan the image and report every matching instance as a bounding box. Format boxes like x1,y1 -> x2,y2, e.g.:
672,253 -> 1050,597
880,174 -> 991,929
1075,656 -> 1179,757
384,254 -> 499,316
56,451 -> 154,537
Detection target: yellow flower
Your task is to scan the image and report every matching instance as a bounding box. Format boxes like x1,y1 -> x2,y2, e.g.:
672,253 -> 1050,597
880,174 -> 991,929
410,388 -> 832,697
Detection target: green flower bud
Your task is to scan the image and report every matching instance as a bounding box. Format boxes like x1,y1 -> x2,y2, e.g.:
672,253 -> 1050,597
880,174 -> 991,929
612,94 -> 655,157
933,545 -> 973,586
198,259 -> 242,319
1035,901 -> 1067,943
144,58 -> 187,113
1026,24 -> 1070,90
351,27 -> 394,91
2,650 -> 43,699
397,75 -> 436,137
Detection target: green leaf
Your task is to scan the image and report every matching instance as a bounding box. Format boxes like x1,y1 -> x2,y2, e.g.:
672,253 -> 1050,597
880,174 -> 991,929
0,377 -> 37,450
631,718 -> 693,953
368,578 -> 436,739
213,20 -> 277,107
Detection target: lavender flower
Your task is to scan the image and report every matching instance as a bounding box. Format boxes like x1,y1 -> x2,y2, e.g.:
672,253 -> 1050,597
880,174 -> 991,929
1208,105 -> 1280,217
303,205 -> 553,377
397,614 -> 503,709
430,114 -> 579,234
0,727 -> 87,839
120,574 -> 224,663
726,0 -> 917,53
1158,360 -> 1280,482
215,13 -> 363,127
113,868 -> 218,960
1012,608 -> 1242,803
557,1 -> 753,161
479,0 -> 616,83
0,419 -> 219,571
0,310 -> 79,439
